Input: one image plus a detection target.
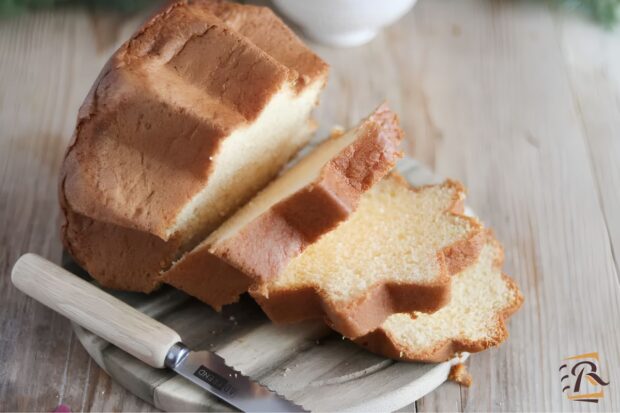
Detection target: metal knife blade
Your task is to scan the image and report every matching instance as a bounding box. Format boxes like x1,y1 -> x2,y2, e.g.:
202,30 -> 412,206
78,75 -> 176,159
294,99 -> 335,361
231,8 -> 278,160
11,254 -> 306,412
165,343 -> 307,412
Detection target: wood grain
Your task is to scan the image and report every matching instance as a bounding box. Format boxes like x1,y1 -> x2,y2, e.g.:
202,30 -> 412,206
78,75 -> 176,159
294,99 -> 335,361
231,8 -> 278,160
0,6 -> 163,412
555,12 -> 620,279
1,0 -> 620,411
64,158 -> 469,413
12,254 -> 182,369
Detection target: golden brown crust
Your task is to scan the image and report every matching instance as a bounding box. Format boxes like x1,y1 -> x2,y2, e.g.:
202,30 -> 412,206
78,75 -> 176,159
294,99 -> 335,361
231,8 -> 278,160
433,179 -> 485,275
59,0 -> 327,292
62,0 -> 325,238
442,221 -> 486,275
195,0 -> 328,91
354,235 -> 524,361
251,278 -> 452,339
59,159 -> 177,292
61,210 -> 176,293
250,178 -> 485,339
212,103 -> 403,280
163,104 -> 403,308
163,248 -> 252,311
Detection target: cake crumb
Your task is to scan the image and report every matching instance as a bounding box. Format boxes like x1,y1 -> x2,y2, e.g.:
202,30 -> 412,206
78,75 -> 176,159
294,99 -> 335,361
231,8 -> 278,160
448,363 -> 473,387
329,126 -> 345,139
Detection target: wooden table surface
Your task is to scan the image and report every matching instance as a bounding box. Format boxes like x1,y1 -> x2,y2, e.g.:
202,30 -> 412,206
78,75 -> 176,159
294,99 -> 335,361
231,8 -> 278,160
2,0 -> 620,411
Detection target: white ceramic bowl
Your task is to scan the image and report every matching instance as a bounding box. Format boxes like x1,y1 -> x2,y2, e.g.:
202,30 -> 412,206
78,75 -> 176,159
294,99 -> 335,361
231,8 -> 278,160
272,0 -> 417,47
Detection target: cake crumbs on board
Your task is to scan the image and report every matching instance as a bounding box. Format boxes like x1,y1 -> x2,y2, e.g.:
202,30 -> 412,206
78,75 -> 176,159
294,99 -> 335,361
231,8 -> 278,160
448,363 -> 473,387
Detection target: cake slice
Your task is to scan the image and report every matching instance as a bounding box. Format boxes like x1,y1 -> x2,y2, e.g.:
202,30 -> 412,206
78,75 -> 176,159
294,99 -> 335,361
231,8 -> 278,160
355,233 -> 524,362
60,0 -> 328,292
163,104 -> 403,309
251,175 -> 485,338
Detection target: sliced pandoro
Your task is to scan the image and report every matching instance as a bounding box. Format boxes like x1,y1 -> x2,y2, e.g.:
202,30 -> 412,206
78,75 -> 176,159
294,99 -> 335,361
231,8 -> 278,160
60,0 -> 328,292
164,104 -> 404,309
251,175 -> 485,338
355,233 -> 524,362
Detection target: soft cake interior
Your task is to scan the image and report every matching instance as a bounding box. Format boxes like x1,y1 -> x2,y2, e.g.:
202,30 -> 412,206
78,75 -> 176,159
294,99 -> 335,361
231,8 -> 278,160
204,125 -> 361,245
379,239 -> 520,354
169,80 -> 325,244
265,176 -> 477,302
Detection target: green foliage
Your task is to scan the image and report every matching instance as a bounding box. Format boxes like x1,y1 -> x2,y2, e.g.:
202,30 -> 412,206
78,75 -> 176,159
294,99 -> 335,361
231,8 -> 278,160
0,0 -> 152,16
553,0 -> 620,26
0,0 -> 618,27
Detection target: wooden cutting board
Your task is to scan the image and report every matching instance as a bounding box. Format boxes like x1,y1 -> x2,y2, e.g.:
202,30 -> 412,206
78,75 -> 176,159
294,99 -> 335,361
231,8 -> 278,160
68,158 -> 470,412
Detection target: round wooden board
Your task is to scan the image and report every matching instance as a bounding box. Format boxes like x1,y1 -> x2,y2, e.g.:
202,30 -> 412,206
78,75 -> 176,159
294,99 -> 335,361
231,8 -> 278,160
69,158 -> 470,412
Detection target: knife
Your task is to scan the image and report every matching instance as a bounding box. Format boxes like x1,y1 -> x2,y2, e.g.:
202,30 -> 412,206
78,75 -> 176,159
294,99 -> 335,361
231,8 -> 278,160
11,253 -> 306,412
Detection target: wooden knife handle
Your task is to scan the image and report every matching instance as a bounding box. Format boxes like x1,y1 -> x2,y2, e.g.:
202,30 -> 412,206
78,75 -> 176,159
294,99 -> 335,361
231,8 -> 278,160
11,253 -> 181,368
